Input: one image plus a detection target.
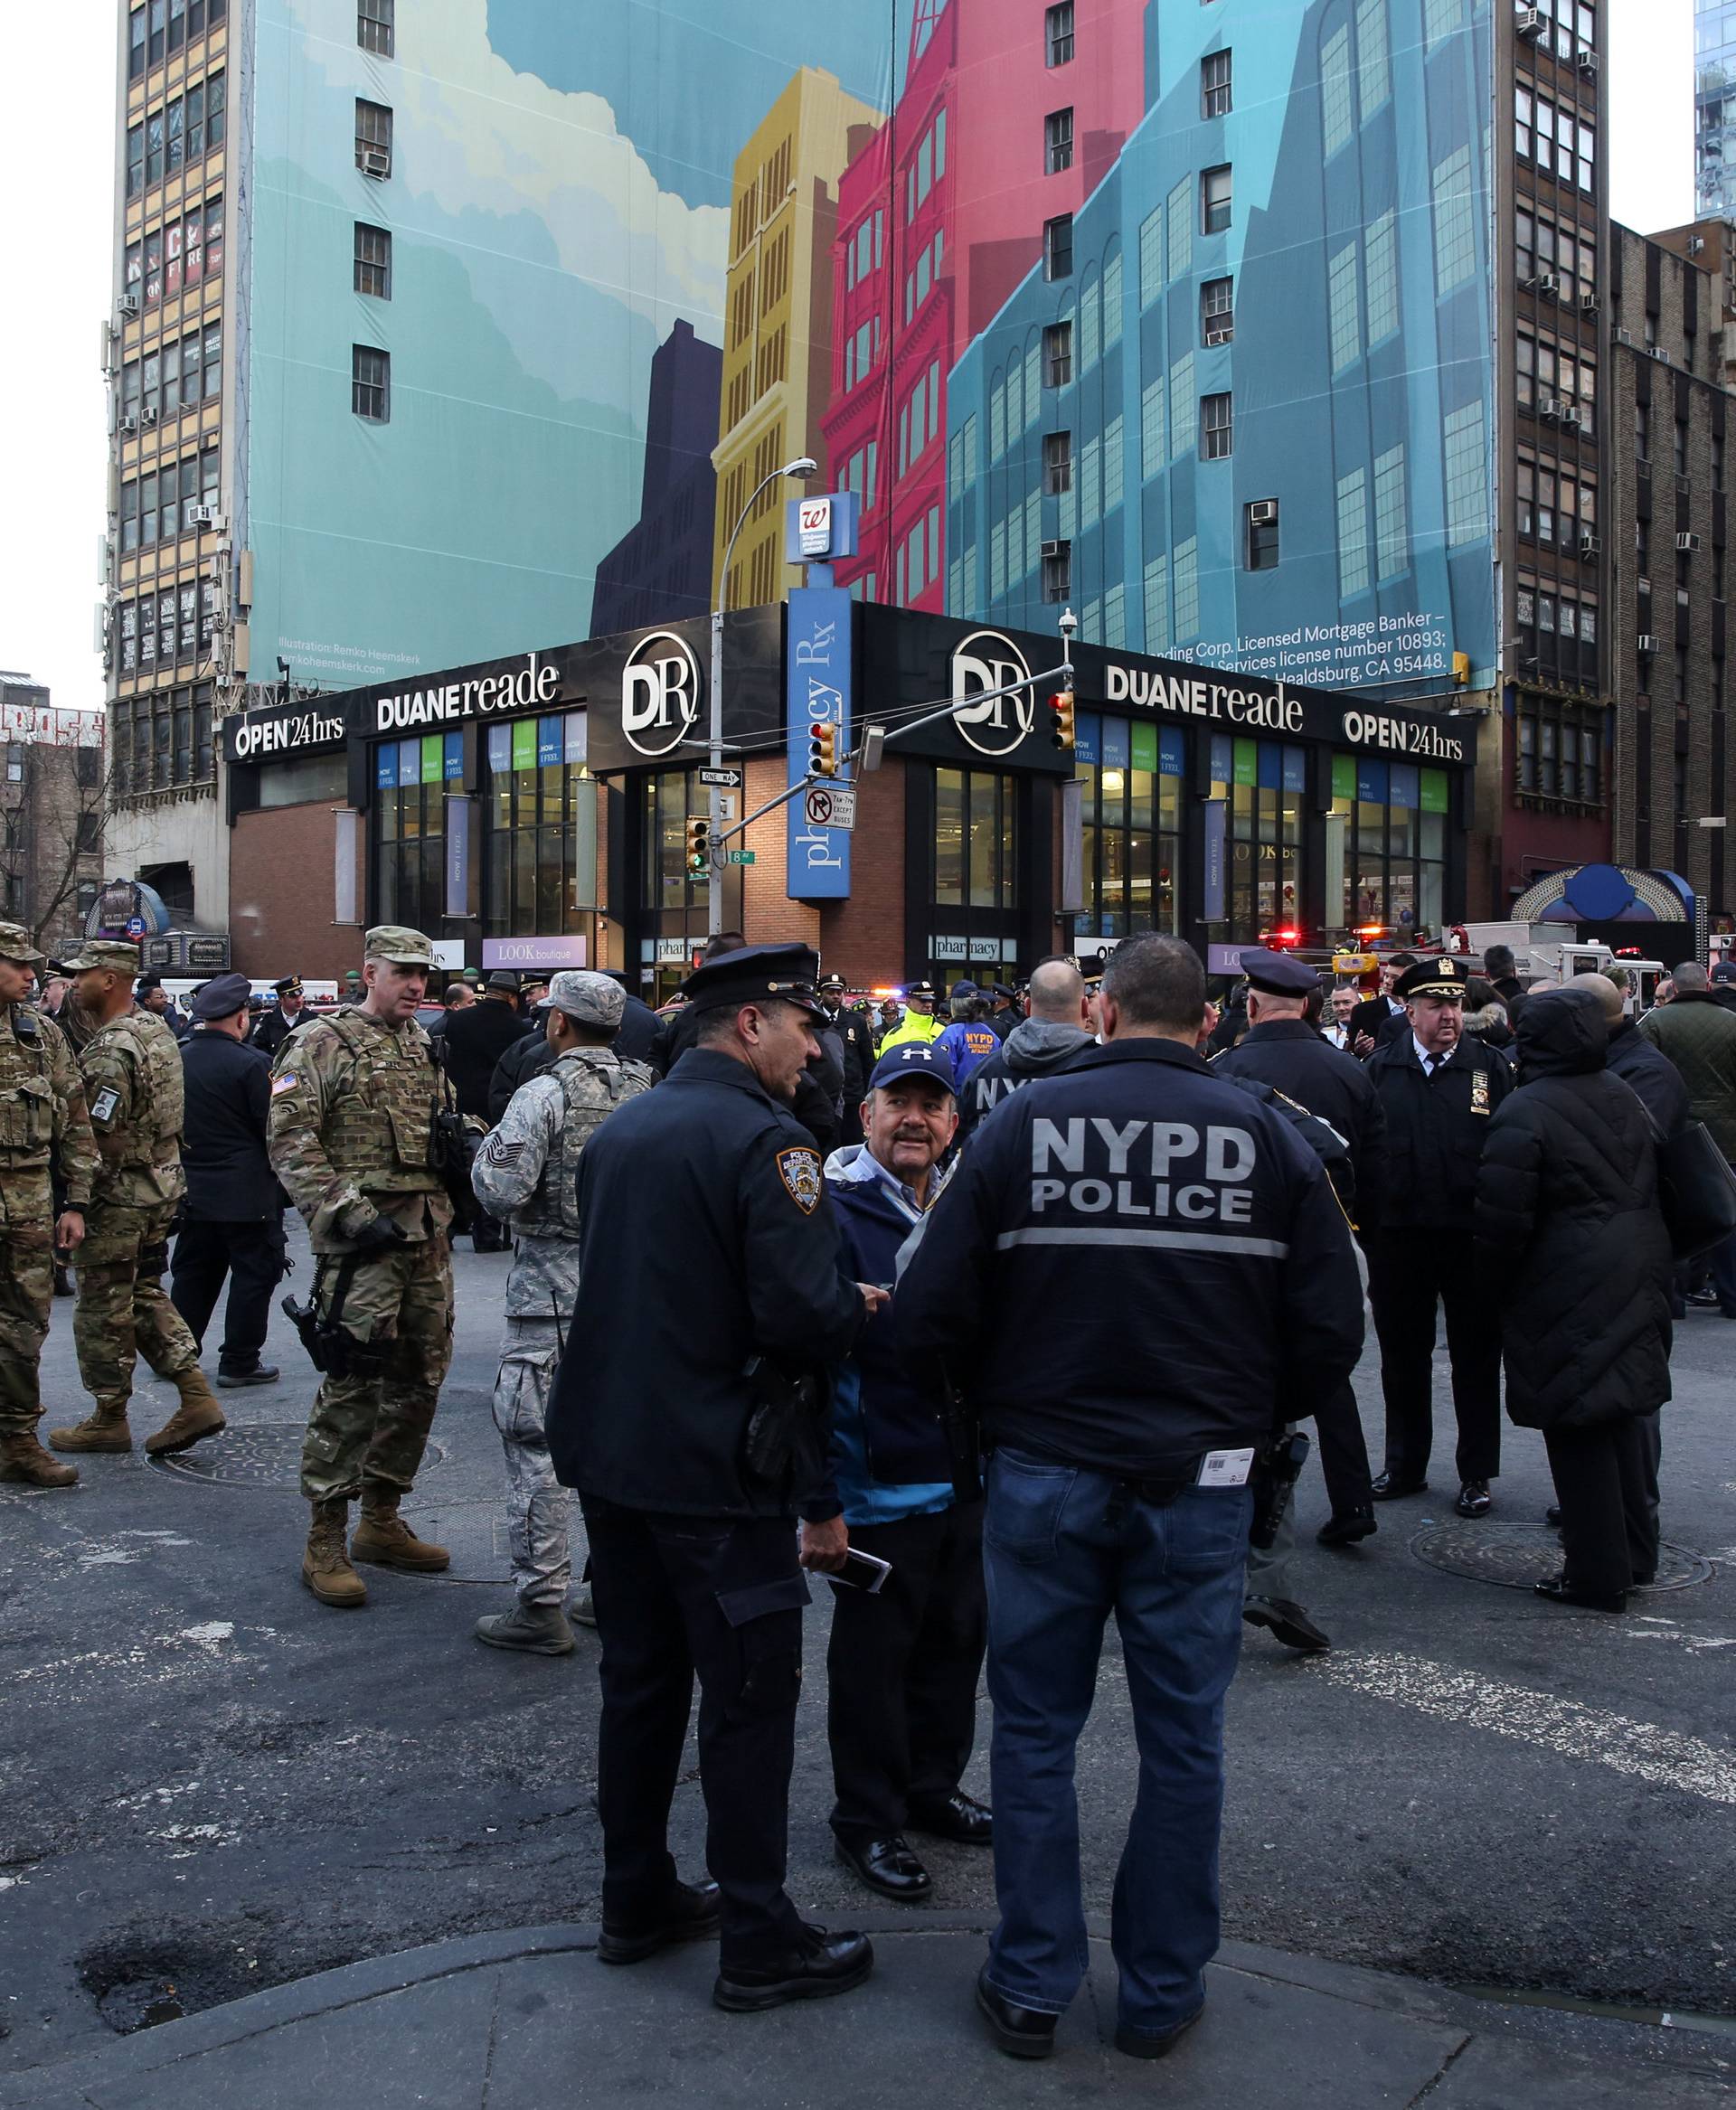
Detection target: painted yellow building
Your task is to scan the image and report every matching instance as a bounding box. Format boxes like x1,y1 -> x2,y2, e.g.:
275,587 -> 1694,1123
712,70 -> 882,609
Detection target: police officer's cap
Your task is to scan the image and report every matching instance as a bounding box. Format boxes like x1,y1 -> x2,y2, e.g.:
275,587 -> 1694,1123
680,942 -> 826,1021
192,972 -> 252,1022
867,1042 -> 956,1097
1239,947 -> 1321,998
1395,955 -> 1470,1003
818,972 -> 847,994
990,982 -> 1017,1002
273,975 -> 301,997
904,979 -> 938,1002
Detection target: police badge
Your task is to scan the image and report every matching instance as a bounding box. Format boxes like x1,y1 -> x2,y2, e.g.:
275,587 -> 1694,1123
1470,1069 -> 1491,1115
777,1146 -> 823,1214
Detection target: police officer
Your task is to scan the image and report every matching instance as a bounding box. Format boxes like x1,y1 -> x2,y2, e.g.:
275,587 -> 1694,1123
877,979 -> 942,1053
818,974 -> 876,1144
48,939 -> 226,1460
1365,954 -> 1513,1517
470,972 -> 652,1654
546,943 -> 879,2014
252,975 -> 309,1057
267,927 -> 458,1606
932,982 -> 1002,1092
898,935 -> 1363,2061
0,923 -> 98,1488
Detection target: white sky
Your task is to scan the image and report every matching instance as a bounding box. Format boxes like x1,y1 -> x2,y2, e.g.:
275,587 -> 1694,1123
0,1 -> 1702,721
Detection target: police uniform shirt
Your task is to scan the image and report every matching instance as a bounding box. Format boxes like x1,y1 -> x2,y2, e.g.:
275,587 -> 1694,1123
1365,1031 -> 1513,1232
897,1037 -> 1364,1477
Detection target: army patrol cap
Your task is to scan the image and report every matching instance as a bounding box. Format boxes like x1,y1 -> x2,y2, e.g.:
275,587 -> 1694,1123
681,941 -> 826,1022
0,921 -> 46,966
1395,954 -> 1471,1003
58,938 -> 141,975
547,970 -> 625,1031
1240,947 -> 1322,998
192,972 -> 251,1021
363,925 -> 436,966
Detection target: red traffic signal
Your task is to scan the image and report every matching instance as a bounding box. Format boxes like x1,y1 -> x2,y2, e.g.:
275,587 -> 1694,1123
809,721 -> 840,777
1048,688 -> 1076,750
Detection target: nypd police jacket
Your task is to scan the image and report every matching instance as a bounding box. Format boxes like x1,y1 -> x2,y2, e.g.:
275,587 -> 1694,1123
546,1047 -> 864,1517
896,1038 -> 1364,1476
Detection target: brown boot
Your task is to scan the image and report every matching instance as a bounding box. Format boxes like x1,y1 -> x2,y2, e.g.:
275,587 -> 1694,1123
0,1431 -> 80,1487
46,1403 -> 133,1454
351,1496 -> 450,1572
144,1367 -> 227,1456
301,1501 -> 367,1607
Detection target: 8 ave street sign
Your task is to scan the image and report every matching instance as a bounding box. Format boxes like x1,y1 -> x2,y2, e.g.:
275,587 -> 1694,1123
803,784 -> 857,831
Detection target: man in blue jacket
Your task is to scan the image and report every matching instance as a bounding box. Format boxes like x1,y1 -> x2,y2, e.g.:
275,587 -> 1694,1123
898,934 -> 1363,2065
821,1042 -> 989,1904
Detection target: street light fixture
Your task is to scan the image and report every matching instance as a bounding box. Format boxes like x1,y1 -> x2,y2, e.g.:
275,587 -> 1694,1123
705,455 -> 817,935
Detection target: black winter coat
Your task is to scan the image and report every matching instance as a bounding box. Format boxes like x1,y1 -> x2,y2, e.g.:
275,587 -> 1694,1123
1473,989 -> 1673,1432
439,996 -> 530,1118
488,1026 -> 556,1123
177,1027 -> 284,1220
1607,1021 -> 1690,1138
1212,1018 -> 1387,1235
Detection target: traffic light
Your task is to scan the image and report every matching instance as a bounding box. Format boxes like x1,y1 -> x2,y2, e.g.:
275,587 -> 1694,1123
686,815 -> 711,877
809,721 -> 839,777
1048,687 -> 1076,750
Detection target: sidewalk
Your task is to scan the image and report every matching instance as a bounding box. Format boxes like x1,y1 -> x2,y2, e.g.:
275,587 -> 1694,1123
6,1919 -> 1729,2109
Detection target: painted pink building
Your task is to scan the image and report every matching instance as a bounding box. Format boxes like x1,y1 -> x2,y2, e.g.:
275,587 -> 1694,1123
820,0 -> 1146,608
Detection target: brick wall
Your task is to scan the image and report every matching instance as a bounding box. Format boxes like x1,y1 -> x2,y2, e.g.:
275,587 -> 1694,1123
228,802 -> 356,978
817,756 -> 905,984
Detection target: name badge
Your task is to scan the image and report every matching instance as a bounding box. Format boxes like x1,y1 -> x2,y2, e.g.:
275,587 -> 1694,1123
1198,1447 -> 1255,1488
1470,1070 -> 1490,1116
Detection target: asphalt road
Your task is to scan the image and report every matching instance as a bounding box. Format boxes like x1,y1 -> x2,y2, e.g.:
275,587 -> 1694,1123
3,1220 -> 1733,2084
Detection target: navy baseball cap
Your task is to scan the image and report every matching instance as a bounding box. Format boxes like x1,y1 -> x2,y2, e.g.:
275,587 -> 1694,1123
1712,960 -> 1736,984
868,1042 -> 956,1096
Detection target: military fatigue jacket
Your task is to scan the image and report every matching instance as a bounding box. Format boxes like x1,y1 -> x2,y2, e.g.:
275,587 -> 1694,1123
80,1005 -> 187,1211
472,1048 -> 653,1320
0,1002 -> 98,1226
267,1004 -> 453,1252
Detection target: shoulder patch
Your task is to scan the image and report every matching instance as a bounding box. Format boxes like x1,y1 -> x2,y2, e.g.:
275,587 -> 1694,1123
271,1071 -> 299,1097
777,1146 -> 823,1215
90,1087 -> 121,1123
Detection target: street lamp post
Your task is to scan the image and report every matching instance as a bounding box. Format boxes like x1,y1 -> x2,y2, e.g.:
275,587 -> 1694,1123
707,456 -> 817,936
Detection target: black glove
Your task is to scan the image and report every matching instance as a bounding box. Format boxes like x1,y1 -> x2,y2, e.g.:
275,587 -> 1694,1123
348,1213 -> 409,1258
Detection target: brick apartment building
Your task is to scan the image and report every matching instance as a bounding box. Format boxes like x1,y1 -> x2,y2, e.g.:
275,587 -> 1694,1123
0,679 -> 108,957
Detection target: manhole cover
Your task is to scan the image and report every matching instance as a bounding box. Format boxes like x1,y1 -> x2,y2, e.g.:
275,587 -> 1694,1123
394,1496 -> 590,1586
1410,1520 -> 1712,1593
149,1422 -> 448,1490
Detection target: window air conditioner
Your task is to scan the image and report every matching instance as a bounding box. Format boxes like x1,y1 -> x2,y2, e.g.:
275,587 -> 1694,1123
1577,47 -> 1599,73
1535,272 -> 1561,296
1580,532 -> 1600,558
1540,397 -> 1568,419
1579,292 -> 1599,314
1615,326 -> 1637,346
1515,7 -> 1543,39
361,147 -> 391,177
1250,499 -> 1278,525
190,504 -> 221,527
118,413 -> 138,434
1678,532 -> 1703,553
1204,327 -> 1232,346
118,295 -> 139,317
1041,539 -> 1064,558
1637,635 -> 1660,655
140,405 -> 158,425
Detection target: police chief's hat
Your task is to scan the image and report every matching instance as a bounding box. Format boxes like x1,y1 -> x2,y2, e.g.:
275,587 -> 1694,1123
818,972 -> 847,994
192,972 -> 252,1022
0,921 -> 46,966
680,941 -> 826,1022
363,925 -> 435,967
273,975 -> 302,997
867,1042 -> 957,1096
58,938 -> 140,975
1239,947 -> 1321,998
990,982 -> 1018,1002
903,979 -> 938,1002
1395,954 -> 1471,1003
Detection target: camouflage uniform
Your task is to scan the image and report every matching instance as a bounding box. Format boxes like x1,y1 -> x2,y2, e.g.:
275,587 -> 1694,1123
471,1047 -> 652,1606
70,1004 -> 203,1416
0,927 -> 98,1479
268,999 -> 456,1505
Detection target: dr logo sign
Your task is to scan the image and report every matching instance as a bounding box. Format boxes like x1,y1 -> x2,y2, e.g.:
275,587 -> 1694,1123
950,630 -> 1035,758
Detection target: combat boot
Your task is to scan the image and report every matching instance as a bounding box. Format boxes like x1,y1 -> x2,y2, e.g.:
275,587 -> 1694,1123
302,1501 -> 367,1607
46,1402 -> 133,1454
351,1496 -> 450,1572
0,1431 -> 80,1488
144,1368 -> 227,1455
474,1601 -> 576,1655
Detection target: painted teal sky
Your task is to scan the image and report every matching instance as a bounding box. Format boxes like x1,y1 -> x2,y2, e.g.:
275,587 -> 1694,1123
486,0 -> 899,207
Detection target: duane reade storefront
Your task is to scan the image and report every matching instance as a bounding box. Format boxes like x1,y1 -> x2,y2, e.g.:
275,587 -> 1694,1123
218,603 -> 1477,988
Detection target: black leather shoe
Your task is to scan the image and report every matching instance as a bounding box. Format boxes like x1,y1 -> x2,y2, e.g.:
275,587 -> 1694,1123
1455,1479 -> 1493,1518
1685,1287 -> 1722,1309
1316,1504 -> 1377,1548
1534,1571 -> 1626,1614
597,1879 -> 721,1964
216,1364 -> 279,1389
1116,2003 -> 1204,2059
712,1926 -> 873,2012
1544,1504 -> 1562,1526
975,1966 -> 1057,2060
834,1832 -> 931,1899
1370,1471 -> 1428,1502
906,1790 -> 992,1844
1242,1596 -> 1331,1652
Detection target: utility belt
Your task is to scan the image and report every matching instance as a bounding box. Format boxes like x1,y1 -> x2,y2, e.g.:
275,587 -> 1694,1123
280,1252 -> 392,1382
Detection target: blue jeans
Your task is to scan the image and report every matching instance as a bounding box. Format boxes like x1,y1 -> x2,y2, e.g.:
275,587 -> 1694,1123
981,1446 -> 1251,2039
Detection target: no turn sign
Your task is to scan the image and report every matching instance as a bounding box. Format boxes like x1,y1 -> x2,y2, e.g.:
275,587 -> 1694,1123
803,785 -> 857,831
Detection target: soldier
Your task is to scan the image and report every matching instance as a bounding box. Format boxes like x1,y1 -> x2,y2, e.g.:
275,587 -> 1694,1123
46,939 -> 226,1460
470,972 -> 653,1654
267,926 -> 458,1607
0,925 -> 99,1488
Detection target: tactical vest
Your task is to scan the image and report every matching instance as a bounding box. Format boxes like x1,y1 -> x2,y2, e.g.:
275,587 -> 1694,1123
0,1004 -> 59,1167
316,1007 -> 447,1201
514,1050 -> 652,1240
91,1011 -> 184,1173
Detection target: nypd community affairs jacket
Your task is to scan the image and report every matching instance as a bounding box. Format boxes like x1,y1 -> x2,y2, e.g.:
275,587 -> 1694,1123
897,1038 -> 1365,1477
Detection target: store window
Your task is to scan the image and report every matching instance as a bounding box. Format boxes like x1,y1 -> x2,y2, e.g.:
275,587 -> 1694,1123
486,713 -> 591,937
933,767 -> 1018,912
1326,756 -> 1449,938
641,766 -> 708,918
375,731 -> 461,933
1075,713 -> 1182,938
1207,735 -> 1306,938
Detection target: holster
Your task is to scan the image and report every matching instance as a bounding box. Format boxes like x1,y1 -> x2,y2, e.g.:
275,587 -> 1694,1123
741,1355 -> 826,1502
279,1254 -> 392,1382
430,1104 -> 477,1232
1248,1428 -> 1311,1551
